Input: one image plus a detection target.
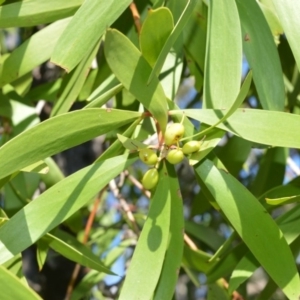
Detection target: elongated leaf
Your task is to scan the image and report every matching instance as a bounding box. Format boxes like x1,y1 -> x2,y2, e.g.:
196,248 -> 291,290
171,108 -> 300,148
117,134 -> 147,150
250,147 -> 287,197
207,280 -> 229,300
51,0 -> 132,72
85,83 -> 123,109
36,239 -> 49,271
0,18 -> 70,87
206,243 -> 248,283
266,195 -> 300,206
0,0 -> 82,28
203,0 -> 242,109
21,160 -> 49,174
44,230 -> 113,274
104,29 -> 168,132
228,252 -> 258,295
0,108 -> 140,179
272,0 -> 300,72
236,0 -> 284,111
147,0 -> 197,84
182,244 -> 214,273
51,41 -> 100,116
189,128 -> 225,166
71,239 -> 134,300
185,221 -> 225,251
185,71 -> 252,143
154,162 -> 184,300
40,157 -> 65,189
119,164 -> 171,300
0,155 -> 137,264
140,7 -> 174,68
216,136 -> 252,177
195,159 -> 300,299
0,265 -> 42,300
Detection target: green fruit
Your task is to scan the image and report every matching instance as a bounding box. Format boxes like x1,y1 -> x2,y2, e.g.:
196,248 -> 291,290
182,141 -> 201,154
166,148 -> 184,164
142,168 -> 159,190
164,123 -> 185,146
139,148 -> 158,165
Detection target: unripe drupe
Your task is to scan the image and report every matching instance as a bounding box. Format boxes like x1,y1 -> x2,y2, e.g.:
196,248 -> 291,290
164,123 -> 185,146
142,168 -> 159,190
139,148 -> 158,165
166,148 -> 184,164
182,141 -> 201,154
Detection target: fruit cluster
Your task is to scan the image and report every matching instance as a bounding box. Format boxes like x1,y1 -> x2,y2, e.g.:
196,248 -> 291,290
139,122 -> 203,190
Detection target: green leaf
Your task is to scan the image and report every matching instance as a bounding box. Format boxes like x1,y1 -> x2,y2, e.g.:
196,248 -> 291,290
21,160 -> 49,175
0,18 -> 70,87
185,221 -> 225,251
266,195 -> 300,206
140,7 -> 174,68
51,0 -> 132,72
147,0 -> 198,84
0,155 -> 137,264
206,243 -> 248,283
0,108 -> 141,179
36,239 -> 49,271
228,252 -> 258,295
195,159 -> 300,300
0,265 -> 42,300
40,157 -> 65,189
182,244 -> 214,273
207,280 -> 230,300
44,230 -> 113,274
51,41 -> 100,116
216,136 -> 252,177
181,70 -> 251,149
188,128 -> 224,165
171,108 -> 300,148
0,0 -> 82,28
203,0 -> 242,109
84,83 -> 123,109
236,0 -> 285,111
228,204 -> 300,293
117,134 -> 148,151
250,147 -> 287,197
119,164 -> 171,300
71,239 -> 134,300
104,29 -> 168,132
272,0 -> 300,72
96,118 -> 141,162
154,162 -> 184,300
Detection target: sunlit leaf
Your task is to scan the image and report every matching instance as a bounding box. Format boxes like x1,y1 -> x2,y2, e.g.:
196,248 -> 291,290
203,0 -> 242,109
0,155 -> 137,264
104,29 -> 168,132
195,159 -> 300,299
51,0 -> 132,72
0,108 -> 141,179
119,164 -> 171,300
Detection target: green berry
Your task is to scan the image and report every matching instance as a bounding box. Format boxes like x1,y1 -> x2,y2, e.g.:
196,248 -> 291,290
182,141 -> 201,154
164,123 -> 185,146
142,168 -> 159,190
139,148 -> 158,165
166,148 -> 184,164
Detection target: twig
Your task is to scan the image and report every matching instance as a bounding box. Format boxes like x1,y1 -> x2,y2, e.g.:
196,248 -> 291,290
129,2 -> 142,34
222,279 -> 245,300
64,188 -> 106,300
109,179 -> 140,235
184,233 -> 198,251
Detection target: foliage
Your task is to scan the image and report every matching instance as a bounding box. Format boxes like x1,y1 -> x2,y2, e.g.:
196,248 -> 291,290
0,0 -> 300,299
